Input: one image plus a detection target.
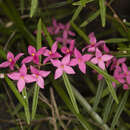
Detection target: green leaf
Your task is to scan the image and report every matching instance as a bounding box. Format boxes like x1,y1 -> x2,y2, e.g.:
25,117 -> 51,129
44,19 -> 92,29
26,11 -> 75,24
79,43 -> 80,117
22,88 -> 30,124
105,79 -> 118,104
70,21 -> 90,43
71,5 -> 83,22
99,0 -> 106,27
93,79 -> 105,111
62,73 -> 79,114
42,22 -> 53,47
20,0 -> 24,14
103,95 -> 114,123
32,19 -> 42,120
86,62 -> 119,84
80,10 -> 100,27
53,80 -> 93,130
105,38 -> 128,43
5,76 -> 26,107
72,86 -> 110,130
73,0 -> 94,6
30,0 -> 38,17
111,91 -> 129,130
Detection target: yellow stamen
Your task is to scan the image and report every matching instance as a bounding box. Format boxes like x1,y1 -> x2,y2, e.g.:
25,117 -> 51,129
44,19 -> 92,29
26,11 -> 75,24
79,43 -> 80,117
9,58 -> 12,62
32,53 -> 35,56
21,76 -> 24,79
49,51 -> 52,55
66,49 -> 70,53
60,65 -> 64,69
78,58 -> 81,63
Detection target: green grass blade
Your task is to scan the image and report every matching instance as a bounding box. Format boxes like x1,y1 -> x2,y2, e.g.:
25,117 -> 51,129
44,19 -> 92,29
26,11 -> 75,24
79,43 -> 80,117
53,80 -> 93,130
86,62 -> 119,84
32,19 -> 42,120
42,22 -> 53,47
103,95 -> 114,123
99,0 -> 106,27
72,0 -> 94,6
5,76 -> 26,107
71,5 -> 83,22
93,79 -> 105,111
30,0 -> 38,17
80,10 -> 100,27
22,88 -> 30,124
20,0 -> 24,14
105,38 -> 128,43
72,86 -> 110,130
105,79 -> 118,104
70,21 -> 90,43
62,73 -> 79,114
111,91 -> 129,130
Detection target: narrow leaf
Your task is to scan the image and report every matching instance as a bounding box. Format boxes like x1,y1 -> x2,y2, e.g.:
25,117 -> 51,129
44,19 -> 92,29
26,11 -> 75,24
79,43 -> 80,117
80,10 -> 100,27
99,0 -> 106,27
86,62 -> 119,84
71,5 -> 83,22
62,73 -> 79,113
32,19 -> 42,120
105,38 -> 128,43
103,95 -> 114,123
111,91 -> 129,130
105,79 -> 118,104
73,0 -> 94,6
30,0 -> 38,17
93,79 -> 105,111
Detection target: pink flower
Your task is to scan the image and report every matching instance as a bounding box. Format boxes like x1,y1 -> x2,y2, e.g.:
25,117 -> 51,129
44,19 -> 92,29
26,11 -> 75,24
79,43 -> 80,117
61,40 -> 75,55
51,55 -> 75,79
43,41 -> 62,64
22,45 -> 46,64
30,66 -> 50,88
70,48 -> 93,73
0,52 -> 24,70
122,63 -> 130,85
82,32 -> 105,52
91,48 -> 113,70
60,22 -> 75,38
7,64 -> 35,92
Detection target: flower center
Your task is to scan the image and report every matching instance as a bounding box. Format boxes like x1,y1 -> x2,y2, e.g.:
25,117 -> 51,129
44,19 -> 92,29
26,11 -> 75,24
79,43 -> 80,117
9,58 -> 12,62
78,58 -> 81,62
98,57 -> 102,61
36,74 -> 39,78
21,76 -> 24,79
66,49 -> 70,53
60,65 -> 64,69
49,51 -> 52,55
32,53 -> 35,56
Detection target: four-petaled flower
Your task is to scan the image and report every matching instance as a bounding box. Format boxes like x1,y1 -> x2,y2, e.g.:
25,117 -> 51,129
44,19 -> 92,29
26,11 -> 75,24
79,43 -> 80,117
61,40 -> 75,55
0,52 -> 24,70
22,45 -> 46,65
70,48 -> 93,73
7,64 -> 35,92
91,48 -> 113,70
30,66 -> 50,88
82,32 -> 105,52
51,54 -> 75,79
43,41 -> 62,64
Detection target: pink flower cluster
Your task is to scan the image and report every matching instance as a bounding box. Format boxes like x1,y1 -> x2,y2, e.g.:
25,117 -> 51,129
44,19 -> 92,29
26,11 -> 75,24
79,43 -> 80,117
0,19 -> 129,92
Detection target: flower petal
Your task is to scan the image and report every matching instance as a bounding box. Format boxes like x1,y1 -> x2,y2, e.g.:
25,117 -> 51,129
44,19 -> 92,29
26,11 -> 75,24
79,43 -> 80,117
17,78 -> 25,92
91,57 -> 98,64
22,56 -> 33,64
82,54 -> 93,62
89,32 -> 96,44
55,68 -> 63,79
52,41 -> 58,53
19,64 -> 27,76
7,72 -> 20,80
126,76 -> 130,84
37,76 -> 44,88
62,54 -> 70,65
74,48 -> 82,58
15,53 -> 24,61
96,48 -> 102,58
28,45 -> 36,55
37,47 -> 46,56
98,61 -> 105,70
0,61 -> 10,68
102,55 -> 113,61
24,75 -> 36,83
122,63 -> 128,73
7,52 -> 14,61
79,62 -> 86,74
30,65 -> 39,74
64,65 -> 75,74
39,70 -> 50,77
51,59 -> 61,67
43,57 -> 50,64
69,58 -> 78,66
